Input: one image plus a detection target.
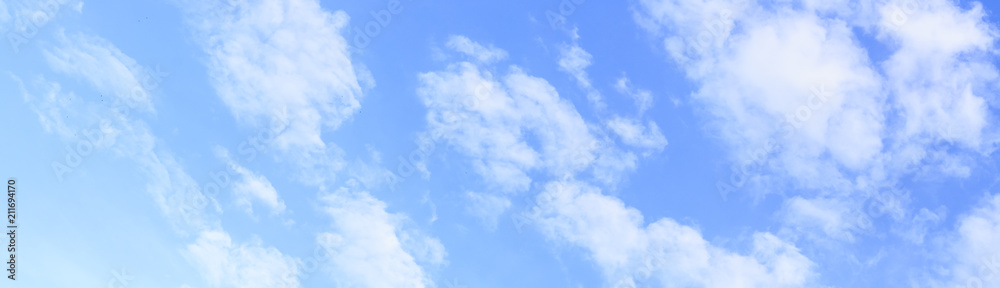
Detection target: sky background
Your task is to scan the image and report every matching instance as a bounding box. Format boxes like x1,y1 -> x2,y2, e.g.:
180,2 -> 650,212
3,0 -> 1000,287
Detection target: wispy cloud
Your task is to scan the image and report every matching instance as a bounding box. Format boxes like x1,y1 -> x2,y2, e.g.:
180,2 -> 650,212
557,41 -> 603,108
447,35 -> 509,64
216,147 -> 286,216
317,185 -> 445,288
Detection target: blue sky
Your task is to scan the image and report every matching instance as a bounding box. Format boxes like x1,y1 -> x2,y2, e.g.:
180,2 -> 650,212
3,0 -> 1000,287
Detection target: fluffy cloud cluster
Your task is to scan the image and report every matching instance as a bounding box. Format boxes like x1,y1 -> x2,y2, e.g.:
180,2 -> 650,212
530,181 -> 815,287
186,230 -> 302,288
418,40 -> 618,192
317,186 -> 446,288
636,0 -> 1000,284
636,0 -> 998,239
933,194 -> 1000,288
419,36 -> 817,287
183,0 -> 369,173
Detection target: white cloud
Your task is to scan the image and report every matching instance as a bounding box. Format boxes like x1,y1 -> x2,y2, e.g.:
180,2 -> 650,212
185,230 -> 301,288
446,35 -> 508,64
186,0 -> 366,169
420,38 -> 652,192
559,42 -> 667,161
615,76 -> 654,115
23,76 -> 299,288
30,32 -> 213,233
606,116 -> 668,155
422,36 -> 812,287
635,0 -> 1000,247
180,1 -> 447,286
877,0 -> 998,151
637,0 -> 886,194
216,147 -> 286,216
417,57 -> 610,192
44,31 -> 159,113
530,180 -> 817,287
935,193 -> 1000,288
181,1 -> 446,286
557,44 -> 592,83
465,191 -> 511,231
317,186 -> 444,288
779,196 -> 868,243
558,42 -> 603,108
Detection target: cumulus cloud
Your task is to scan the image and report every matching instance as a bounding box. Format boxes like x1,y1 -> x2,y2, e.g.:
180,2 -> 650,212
635,0 -> 1000,247
417,55 -> 613,192
185,230 -> 301,288
877,0 -> 999,151
933,193 -> 1000,288
184,0 -> 366,170
530,180 -> 817,287
421,36 -> 814,287
317,186 -> 445,288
